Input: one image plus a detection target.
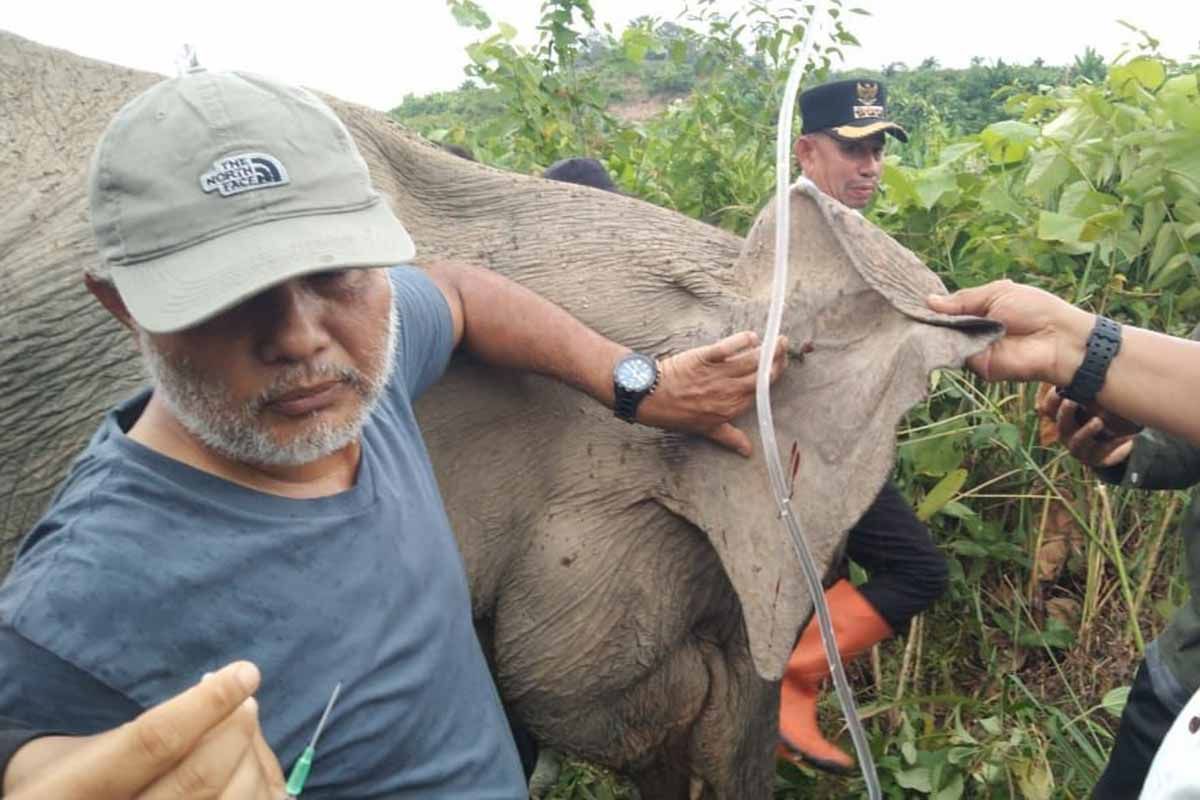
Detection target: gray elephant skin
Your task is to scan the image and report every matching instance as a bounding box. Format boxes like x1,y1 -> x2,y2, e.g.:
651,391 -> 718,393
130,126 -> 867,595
0,32 -> 1000,798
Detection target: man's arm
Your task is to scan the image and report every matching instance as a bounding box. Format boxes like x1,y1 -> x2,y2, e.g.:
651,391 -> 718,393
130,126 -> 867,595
423,261 -> 786,457
928,280 -> 1200,447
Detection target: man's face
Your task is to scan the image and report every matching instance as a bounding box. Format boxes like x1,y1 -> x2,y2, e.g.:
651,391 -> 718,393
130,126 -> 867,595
138,269 -> 396,467
794,132 -> 886,209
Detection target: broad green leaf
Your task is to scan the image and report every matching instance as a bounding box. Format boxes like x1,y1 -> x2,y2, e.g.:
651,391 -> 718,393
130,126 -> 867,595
981,120 -> 1039,164
905,430 -> 964,477
1043,105 -> 1089,143
939,500 -> 976,520
947,746 -> 975,765
1161,73 -> 1199,100
1162,131 -> 1200,192
918,469 -> 969,521
1153,252 -> 1196,289
1037,211 -> 1086,244
1109,57 -> 1167,97
902,740 -> 918,765
896,766 -> 933,792
1058,181 -> 1118,218
1025,150 -> 1073,200
914,165 -> 957,210
996,423 -> 1021,450
979,180 -> 1025,219
1102,685 -> 1131,718
933,773 -> 965,800
1176,198 -> 1200,225
1127,57 -> 1167,91
949,540 -> 989,558
881,162 -> 919,207
987,119 -> 1040,143
1184,221 -> 1200,241
938,142 -> 980,165
1138,199 -> 1167,254
1177,287 -> 1200,314
1080,209 -> 1125,241
1163,92 -> 1200,133
498,21 -> 518,40
1149,222 -> 1182,278
1116,225 -> 1143,261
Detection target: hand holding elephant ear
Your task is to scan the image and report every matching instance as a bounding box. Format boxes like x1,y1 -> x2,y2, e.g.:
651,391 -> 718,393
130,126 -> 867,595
638,331 -> 789,458
926,280 -> 1094,385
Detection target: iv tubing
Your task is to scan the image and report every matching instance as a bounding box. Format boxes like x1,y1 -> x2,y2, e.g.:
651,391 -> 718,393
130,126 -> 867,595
753,6 -> 882,797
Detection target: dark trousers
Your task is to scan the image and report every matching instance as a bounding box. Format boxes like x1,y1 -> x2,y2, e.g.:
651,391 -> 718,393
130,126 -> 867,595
844,481 -> 949,632
1093,662 -> 1176,799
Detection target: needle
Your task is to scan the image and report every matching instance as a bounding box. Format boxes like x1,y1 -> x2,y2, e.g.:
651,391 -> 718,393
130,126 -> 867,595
284,681 -> 342,798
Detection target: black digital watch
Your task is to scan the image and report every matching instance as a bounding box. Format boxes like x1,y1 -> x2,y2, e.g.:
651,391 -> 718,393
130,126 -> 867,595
1058,315 -> 1122,405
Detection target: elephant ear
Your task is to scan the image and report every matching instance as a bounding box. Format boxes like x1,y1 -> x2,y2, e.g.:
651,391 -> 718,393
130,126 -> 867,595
658,180 -> 1003,680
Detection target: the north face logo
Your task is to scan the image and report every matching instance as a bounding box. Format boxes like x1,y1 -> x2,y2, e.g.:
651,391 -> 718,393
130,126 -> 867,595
200,153 -> 290,197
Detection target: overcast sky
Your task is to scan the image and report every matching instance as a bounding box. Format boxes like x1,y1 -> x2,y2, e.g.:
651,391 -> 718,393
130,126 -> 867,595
4,1 -> 1197,110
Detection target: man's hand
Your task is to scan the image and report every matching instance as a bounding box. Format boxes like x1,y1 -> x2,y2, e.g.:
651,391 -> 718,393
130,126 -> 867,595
1037,384 -> 1139,469
638,331 -> 788,457
5,661 -> 285,800
926,280 -> 1095,386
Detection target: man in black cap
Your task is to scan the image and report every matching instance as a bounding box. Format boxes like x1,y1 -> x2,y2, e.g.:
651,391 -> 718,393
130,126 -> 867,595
794,78 -> 908,209
776,78 -> 948,774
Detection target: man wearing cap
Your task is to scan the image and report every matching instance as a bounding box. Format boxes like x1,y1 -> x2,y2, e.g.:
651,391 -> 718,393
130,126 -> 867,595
775,78 -> 949,774
0,69 -> 784,798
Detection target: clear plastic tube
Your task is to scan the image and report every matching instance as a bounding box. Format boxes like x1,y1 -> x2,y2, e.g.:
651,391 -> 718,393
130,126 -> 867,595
754,7 -> 882,797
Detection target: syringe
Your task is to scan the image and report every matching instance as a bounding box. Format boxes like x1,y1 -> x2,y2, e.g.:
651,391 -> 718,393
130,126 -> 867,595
284,681 -> 342,799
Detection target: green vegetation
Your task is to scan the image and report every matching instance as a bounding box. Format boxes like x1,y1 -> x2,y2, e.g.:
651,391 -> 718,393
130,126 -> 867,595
404,3 -> 1200,797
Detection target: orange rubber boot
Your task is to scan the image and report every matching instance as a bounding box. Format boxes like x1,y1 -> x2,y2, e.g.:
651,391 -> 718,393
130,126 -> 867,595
777,579 -> 893,773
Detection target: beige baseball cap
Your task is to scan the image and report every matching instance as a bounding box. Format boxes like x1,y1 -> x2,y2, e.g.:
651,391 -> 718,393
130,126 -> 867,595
88,69 -> 416,333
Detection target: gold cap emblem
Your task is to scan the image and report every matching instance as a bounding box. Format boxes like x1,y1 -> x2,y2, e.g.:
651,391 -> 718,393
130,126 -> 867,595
856,82 -> 879,105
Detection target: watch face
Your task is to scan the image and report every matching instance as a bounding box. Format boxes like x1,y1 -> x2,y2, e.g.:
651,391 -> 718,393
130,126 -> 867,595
615,354 -> 656,392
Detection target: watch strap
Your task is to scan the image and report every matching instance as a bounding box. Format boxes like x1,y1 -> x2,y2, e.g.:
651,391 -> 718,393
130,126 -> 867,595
614,385 -> 642,423
1059,315 -> 1122,405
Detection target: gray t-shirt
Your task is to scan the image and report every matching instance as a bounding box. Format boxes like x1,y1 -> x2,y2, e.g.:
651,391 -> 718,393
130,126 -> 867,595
0,267 -> 526,798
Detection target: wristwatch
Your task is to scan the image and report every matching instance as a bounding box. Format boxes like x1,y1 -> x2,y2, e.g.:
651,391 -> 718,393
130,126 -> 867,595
613,352 -> 659,423
1058,315 -> 1122,405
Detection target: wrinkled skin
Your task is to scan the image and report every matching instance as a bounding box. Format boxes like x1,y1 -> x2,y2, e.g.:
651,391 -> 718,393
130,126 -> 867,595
0,33 -> 999,797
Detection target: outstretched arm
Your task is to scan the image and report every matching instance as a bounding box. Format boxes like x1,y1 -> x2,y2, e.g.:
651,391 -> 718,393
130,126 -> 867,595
928,280 -> 1200,447
425,261 -> 787,457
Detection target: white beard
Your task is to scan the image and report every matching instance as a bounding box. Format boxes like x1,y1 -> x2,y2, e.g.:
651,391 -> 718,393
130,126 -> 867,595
138,303 -> 397,468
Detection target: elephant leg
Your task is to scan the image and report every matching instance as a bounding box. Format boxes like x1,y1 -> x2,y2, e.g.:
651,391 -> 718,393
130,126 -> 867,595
584,630 -> 777,799
685,637 -> 778,799
623,636 -> 777,800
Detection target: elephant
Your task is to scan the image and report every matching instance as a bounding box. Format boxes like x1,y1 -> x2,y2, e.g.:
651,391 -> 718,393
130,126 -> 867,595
0,31 -> 1000,797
